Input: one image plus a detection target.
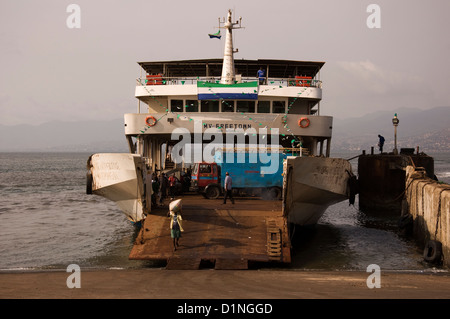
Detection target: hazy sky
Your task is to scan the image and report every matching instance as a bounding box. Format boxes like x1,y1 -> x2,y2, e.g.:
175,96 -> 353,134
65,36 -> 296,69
1,0 -> 449,126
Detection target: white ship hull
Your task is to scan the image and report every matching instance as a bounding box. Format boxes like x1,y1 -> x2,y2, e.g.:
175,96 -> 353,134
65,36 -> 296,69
283,156 -> 354,226
87,153 -> 149,223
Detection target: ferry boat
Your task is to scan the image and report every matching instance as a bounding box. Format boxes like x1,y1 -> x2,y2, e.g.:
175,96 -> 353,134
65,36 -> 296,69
86,10 -> 355,226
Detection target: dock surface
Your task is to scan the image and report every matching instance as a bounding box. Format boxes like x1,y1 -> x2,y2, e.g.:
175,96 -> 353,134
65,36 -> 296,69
129,195 -> 290,269
2,269 -> 450,299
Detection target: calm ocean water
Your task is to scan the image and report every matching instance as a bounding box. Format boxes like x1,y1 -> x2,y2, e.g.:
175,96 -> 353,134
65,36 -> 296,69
0,151 -> 449,271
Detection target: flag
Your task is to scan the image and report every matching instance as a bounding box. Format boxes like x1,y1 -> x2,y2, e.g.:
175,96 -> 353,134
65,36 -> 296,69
208,30 -> 221,39
197,81 -> 258,100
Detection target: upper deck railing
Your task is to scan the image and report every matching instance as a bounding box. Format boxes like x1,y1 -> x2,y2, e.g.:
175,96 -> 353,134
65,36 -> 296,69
216,146 -> 309,156
136,76 -> 322,88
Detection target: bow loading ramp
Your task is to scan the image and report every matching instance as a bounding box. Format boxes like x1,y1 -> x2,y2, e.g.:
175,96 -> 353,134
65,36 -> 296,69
129,195 -> 291,269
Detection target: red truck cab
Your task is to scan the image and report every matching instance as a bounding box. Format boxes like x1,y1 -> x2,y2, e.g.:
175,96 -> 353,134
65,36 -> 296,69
190,162 -> 222,198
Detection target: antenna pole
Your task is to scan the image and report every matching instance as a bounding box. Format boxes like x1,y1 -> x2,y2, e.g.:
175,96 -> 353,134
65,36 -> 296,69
219,9 -> 243,84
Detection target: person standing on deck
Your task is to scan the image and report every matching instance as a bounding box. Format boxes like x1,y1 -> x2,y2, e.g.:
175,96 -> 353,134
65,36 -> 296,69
223,172 -> 234,204
159,173 -> 168,204
151,173 -> 160,207
257,67 -> 266,85
168,174 -> 177,200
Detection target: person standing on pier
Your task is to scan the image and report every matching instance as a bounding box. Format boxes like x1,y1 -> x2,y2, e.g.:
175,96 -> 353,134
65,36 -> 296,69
378,135 -> 385,153
223,172 -> 234,204
168,199 -> 184,251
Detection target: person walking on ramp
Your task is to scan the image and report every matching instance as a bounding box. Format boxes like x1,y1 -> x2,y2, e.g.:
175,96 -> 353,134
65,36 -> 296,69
168,199 -> 184,251
223,172 -> 234,204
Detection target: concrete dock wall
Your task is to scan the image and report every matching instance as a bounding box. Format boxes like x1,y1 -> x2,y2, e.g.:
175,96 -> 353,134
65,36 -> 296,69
358,153 -> 434,211
405,166 -> 450,267
358,155 -> 406,211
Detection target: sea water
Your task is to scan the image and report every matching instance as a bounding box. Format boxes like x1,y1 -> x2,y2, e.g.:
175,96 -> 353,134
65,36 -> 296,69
0,152 -> 147,270
0,151 -> 449,271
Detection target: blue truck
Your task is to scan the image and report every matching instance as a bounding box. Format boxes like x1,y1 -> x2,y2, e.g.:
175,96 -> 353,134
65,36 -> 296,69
190,151 -> 288,200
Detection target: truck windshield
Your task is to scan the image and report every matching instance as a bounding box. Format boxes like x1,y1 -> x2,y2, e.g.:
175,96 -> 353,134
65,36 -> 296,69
200,164 -> 211,173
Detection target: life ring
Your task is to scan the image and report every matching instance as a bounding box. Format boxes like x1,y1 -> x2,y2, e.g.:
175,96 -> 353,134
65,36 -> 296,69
298,117 -> 310,128
145,116 -> 157,127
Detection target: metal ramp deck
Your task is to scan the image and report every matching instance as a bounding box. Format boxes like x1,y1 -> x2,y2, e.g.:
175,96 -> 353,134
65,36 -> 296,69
129,195 -> 291,269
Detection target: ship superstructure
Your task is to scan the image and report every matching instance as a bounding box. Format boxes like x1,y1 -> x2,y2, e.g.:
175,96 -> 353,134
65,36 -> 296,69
87,10 -> 353,227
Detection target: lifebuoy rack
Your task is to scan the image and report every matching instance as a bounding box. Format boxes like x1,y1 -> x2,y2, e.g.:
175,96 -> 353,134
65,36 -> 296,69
295,76 -> 312,87
146,74 -> 163,85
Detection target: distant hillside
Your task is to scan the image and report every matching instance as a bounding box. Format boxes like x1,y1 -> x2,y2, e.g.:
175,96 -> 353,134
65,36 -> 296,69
331,106 -> 450,153
0,119 -> 128,152
1,106 -> 448,153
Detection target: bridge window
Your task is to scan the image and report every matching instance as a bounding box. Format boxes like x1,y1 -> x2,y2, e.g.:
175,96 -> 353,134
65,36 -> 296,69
170,100 -> 183,112
221,100 -> 235,112
257,101 -> 270,113
185,100 -> 199,112
273,101 -> 286,113
201,100 -> 219,112
237,101 -> 255,113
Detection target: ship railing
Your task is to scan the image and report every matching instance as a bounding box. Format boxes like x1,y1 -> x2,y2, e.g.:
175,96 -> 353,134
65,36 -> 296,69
216,146 -> 309,156
136,76 -> 322,88
265,78 -> 322,88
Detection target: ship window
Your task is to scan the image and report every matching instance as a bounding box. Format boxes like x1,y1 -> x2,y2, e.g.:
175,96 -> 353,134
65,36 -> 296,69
170,100 -> 183,112
185,100 -> 199,112
201,100 -> 219,112
237,101 -> 255,113
272,101 -> 286,113
221,100 -> 235,112
257,101 -> 270,113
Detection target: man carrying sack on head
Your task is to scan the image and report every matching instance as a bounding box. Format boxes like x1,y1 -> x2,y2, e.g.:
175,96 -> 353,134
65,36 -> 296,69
168,199 -> 184,251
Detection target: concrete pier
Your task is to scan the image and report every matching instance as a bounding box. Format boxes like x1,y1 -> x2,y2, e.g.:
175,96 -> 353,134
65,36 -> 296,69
358,152 -> 434,211
405,166 -> 450,267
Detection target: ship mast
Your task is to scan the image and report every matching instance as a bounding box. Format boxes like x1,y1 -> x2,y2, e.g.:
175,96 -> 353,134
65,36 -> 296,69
219,10 -> 243,84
